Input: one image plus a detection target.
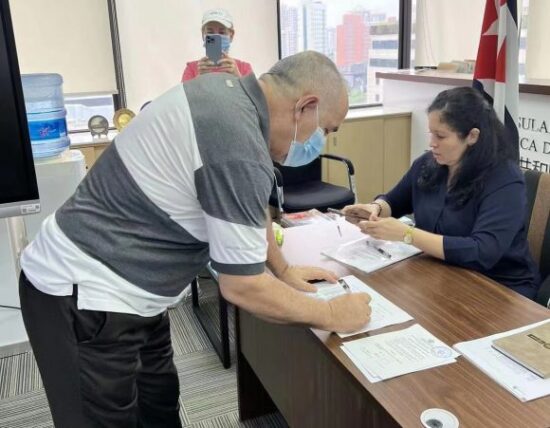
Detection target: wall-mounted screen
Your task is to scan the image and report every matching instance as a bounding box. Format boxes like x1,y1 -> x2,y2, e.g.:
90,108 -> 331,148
0,0 -> 40,219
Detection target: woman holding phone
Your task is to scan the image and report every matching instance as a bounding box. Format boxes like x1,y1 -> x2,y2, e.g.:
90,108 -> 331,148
181,9 -> 253,82
343,87 -> 541,299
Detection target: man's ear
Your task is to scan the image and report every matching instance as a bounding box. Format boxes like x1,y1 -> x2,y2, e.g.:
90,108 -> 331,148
229,29 -> 235,41
467,128 -> 480,146
293,95 -> 319,121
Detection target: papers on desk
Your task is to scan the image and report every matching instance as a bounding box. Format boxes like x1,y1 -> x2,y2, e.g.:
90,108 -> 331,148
321,236 -> 421,274
341,324 -> 460,383
453,319 -> 550,402
307,275 -> 413,338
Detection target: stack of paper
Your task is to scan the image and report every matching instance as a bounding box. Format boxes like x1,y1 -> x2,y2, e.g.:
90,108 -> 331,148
321,236 -> 422,274
341,324 -> 460,383
454,320 -> 550,402
308,275 -> 413,337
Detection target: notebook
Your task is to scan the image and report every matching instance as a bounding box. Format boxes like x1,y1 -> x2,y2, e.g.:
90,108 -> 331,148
492,321 -> 550,378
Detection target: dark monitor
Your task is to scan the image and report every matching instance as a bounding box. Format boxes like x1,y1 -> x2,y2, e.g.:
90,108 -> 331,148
0,0 -> 40,218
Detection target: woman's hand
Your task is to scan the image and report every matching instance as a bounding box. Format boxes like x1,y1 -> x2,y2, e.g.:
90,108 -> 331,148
342,203 -> 381,224
358,217 -> 408,242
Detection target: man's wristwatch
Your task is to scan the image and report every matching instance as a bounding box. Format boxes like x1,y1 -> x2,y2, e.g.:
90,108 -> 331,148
403,225 -> 415,244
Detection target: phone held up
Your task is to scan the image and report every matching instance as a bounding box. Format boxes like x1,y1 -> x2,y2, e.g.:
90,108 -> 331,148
205,34 -> 223,65
327,207 -> 371,221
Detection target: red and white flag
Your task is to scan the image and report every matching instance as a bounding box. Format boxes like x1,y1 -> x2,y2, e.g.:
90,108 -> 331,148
473,0 -> 519,160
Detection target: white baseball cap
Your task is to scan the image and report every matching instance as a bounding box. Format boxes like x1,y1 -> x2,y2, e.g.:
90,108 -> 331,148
202,9 -> 233,29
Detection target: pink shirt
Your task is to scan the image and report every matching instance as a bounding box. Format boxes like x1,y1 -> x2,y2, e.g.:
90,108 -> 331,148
181,59 -> 253,82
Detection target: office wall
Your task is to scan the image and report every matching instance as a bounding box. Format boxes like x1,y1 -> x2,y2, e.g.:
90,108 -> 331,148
414,0 -> 485,66
115,0 -> 279,112
526,0 -> 550,79
9,0 -> 117,94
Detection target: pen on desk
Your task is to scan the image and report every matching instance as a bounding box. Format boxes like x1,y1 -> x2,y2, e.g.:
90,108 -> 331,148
375,247 -> 392,259
337,224 -> 342,237
366,240 -> 392,259
339,278 -> 352,293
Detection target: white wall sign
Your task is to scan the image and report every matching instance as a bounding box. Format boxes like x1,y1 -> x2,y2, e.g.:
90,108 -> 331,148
382,78 -> 550,172
518,94 -> 550,172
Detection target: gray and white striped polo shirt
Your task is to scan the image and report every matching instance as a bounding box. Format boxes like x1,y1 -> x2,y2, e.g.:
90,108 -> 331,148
20,73 -> 274,316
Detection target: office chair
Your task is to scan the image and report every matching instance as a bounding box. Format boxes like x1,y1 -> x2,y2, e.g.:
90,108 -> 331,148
524,169 -> 550,308
270,154 -> 356,214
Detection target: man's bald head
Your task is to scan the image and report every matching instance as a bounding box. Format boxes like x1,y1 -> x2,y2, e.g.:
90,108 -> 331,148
258,51 -> 348,164
260,51 -> 348,116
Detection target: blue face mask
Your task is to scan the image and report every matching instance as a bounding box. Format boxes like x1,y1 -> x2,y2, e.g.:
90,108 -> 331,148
283,107 -> 326,167
220,35 -> 231,53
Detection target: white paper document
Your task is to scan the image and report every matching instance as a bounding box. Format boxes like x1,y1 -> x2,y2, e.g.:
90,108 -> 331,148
342,324 -> 460,382
321,236 -> 422,274
453,319 -> 550,402
307,275 -> 413,337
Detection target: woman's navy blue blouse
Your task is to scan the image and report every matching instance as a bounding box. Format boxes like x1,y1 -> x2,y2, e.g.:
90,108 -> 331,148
381,152 -> 541,299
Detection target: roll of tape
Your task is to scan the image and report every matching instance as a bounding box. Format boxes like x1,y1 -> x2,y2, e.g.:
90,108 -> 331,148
420,408 -> 459,428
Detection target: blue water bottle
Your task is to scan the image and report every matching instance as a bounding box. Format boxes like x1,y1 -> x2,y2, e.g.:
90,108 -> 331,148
21,73 -> 70,159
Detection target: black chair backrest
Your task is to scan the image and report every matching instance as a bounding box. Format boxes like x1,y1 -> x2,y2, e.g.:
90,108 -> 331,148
274,157 -> 322,186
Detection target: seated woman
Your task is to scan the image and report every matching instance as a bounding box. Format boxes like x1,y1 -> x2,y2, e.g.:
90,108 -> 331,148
344,87 -> 541,299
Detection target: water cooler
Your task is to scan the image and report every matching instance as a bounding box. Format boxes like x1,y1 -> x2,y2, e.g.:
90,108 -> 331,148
25,149 -> 86,240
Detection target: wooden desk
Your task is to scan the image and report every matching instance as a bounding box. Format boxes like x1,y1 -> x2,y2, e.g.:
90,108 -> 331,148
236,225 -> 550,427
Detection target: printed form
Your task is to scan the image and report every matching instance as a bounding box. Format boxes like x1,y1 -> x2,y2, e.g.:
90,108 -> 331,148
308,275 -> 413,337
342,324 -> 460,383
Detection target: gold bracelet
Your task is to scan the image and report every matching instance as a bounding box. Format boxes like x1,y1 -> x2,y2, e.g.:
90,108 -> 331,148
371,202 -> 382,216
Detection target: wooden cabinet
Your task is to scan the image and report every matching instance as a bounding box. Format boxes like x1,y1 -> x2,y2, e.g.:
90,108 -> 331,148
72,142 -> 110,170
323,112 -> 411,203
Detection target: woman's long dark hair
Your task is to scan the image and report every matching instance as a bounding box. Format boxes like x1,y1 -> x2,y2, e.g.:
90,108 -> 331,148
418,87 -> 515,207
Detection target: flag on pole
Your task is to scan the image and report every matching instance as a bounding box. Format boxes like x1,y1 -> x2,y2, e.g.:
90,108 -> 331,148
473,0 -> 519,161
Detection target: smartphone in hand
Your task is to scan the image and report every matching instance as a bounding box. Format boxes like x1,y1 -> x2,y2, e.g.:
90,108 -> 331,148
205,34 -> 223,64
327,207 -> 371,221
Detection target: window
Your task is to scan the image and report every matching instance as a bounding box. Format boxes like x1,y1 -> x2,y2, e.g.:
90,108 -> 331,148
279,0 -> 402,107
65,94 -> 116,132
519,0 -> 529,78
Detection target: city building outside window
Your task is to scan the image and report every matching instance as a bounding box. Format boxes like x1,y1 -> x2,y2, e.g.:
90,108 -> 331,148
279,0 -> 401,106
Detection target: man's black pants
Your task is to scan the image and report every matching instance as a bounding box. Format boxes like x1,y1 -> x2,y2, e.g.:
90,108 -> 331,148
19,272 -> 182,428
